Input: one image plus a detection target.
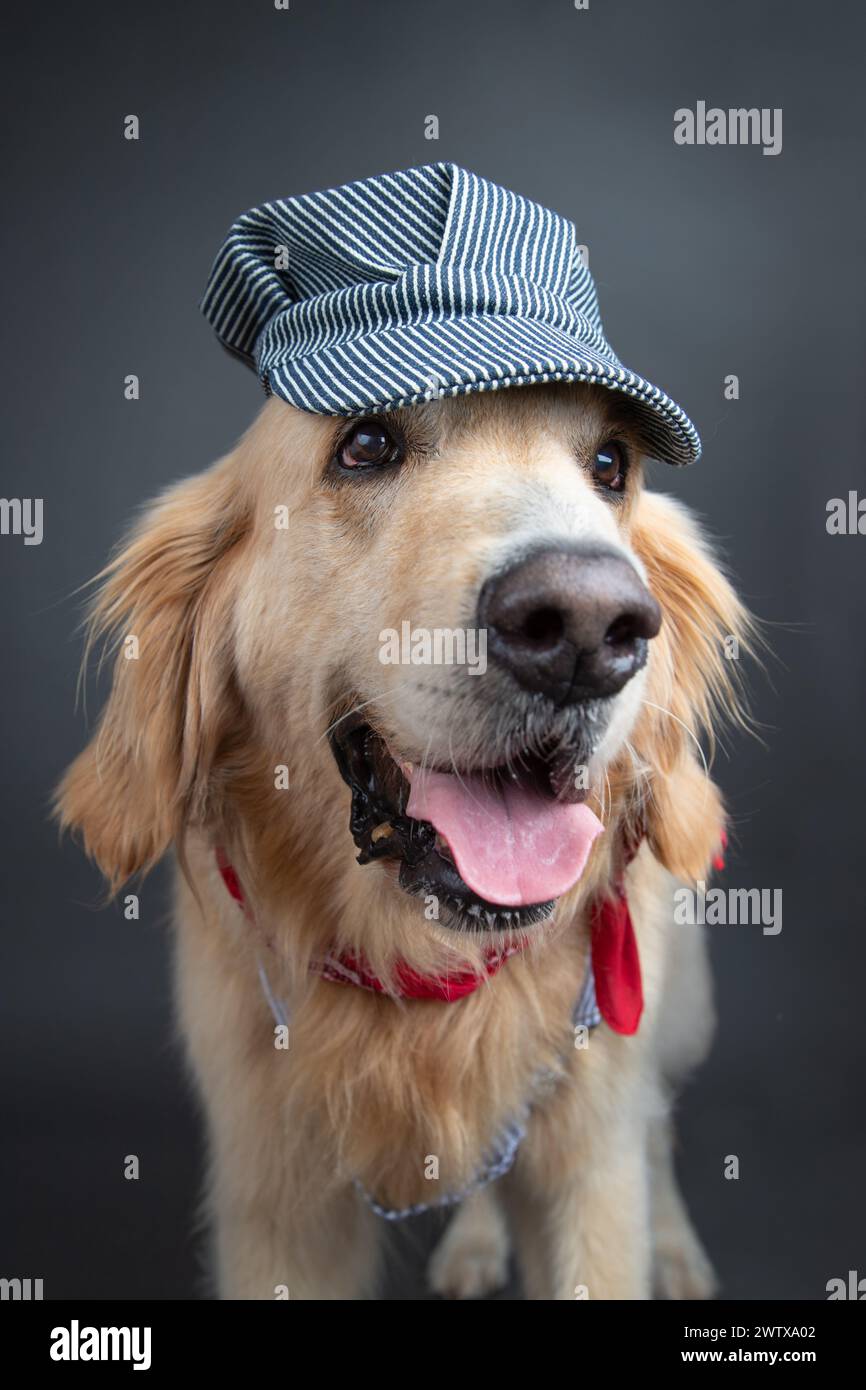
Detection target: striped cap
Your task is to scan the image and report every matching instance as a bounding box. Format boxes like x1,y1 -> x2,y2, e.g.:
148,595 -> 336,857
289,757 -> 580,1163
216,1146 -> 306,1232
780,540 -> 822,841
202,163 -> 700,465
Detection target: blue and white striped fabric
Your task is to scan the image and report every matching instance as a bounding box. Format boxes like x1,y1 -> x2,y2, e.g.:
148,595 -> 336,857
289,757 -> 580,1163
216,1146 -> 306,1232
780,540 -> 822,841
202,163 -> 700,466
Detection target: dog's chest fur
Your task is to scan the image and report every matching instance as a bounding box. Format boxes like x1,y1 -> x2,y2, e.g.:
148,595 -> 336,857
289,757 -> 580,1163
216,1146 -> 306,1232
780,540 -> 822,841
175,841 -> 669,1216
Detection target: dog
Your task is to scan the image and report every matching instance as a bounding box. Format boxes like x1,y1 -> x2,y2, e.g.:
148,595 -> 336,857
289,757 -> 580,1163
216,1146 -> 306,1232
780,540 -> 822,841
57,380 -> 749,1299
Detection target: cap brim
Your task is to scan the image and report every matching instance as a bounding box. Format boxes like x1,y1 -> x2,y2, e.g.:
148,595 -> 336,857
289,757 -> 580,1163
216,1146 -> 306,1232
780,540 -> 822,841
262,314 -> 701,466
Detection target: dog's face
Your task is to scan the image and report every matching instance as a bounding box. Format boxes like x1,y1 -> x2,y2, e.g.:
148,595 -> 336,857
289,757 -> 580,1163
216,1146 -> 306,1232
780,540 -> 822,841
59,382 -> 744,958
234,385 -> 661,933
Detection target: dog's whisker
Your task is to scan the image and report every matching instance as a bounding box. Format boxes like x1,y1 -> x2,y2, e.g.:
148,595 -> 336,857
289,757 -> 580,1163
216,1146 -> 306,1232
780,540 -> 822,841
641,699 -> 710,784
601,770 -> 612,824
446,723 -> 488,816
318,681 -> 417,748
641,700 -> 712,820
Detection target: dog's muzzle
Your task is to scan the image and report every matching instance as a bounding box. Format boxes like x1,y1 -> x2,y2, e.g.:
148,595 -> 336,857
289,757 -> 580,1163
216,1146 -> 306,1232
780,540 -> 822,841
329,714 -> 604,932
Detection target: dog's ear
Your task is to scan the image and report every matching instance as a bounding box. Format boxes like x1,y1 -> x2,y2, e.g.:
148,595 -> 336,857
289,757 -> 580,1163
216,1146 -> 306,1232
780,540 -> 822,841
55,458 -> 250,891
628,490 -> 752,881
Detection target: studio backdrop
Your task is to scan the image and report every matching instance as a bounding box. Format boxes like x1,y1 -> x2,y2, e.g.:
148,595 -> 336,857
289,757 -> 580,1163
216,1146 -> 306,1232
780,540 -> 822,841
2,0 -> 864,1300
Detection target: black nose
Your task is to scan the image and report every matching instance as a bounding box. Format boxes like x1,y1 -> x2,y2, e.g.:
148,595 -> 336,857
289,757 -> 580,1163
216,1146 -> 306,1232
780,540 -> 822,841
478,545 -> 662,705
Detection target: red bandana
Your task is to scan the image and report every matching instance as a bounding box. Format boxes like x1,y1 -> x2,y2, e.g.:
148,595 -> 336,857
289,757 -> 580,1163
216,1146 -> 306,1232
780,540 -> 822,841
587,828 -> 645,1035
589,891 -> 643,1035
213,830 -> 731,1035
315,949 -> 518,1002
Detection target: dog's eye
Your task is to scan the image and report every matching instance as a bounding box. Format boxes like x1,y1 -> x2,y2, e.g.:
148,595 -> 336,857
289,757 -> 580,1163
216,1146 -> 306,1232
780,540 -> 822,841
593,440 -> 628,492
339,420 -> 401,470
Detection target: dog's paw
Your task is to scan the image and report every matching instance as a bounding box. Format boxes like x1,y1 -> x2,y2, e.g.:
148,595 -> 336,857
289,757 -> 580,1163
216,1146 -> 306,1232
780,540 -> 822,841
428,1208 -> 510,1299
653,1224 -> 718,1300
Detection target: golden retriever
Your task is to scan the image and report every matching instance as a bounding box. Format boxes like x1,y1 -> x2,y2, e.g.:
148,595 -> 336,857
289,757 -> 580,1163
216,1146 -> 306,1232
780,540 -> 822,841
57,381 -> 748,1299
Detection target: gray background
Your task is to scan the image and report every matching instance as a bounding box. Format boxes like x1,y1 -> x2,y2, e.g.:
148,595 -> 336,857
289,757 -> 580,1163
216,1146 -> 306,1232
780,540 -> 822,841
2,0 -> 864,1300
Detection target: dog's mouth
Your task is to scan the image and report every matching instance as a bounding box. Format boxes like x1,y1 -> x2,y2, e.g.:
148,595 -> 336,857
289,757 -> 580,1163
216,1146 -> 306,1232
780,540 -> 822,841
330,715 -> 604,932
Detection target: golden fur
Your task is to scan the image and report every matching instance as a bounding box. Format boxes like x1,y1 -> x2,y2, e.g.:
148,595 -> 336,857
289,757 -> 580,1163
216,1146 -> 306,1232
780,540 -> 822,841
57,384 -> 749,1299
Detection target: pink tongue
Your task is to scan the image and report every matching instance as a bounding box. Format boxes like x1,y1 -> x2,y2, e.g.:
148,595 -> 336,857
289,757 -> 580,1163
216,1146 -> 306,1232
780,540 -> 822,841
406,768 -> 603,907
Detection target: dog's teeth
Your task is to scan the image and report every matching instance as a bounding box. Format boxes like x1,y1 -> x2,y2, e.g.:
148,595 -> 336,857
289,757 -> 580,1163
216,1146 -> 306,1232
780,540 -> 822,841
467,902 -> 482,917
485,911 -> 497,928
400,761 -> 415,780
371,821 -> 393,842
434,832 -> 457,865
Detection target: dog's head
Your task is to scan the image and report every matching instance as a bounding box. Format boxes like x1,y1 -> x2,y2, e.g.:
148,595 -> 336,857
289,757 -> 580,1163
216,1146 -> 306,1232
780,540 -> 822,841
58,384 -> 747,970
